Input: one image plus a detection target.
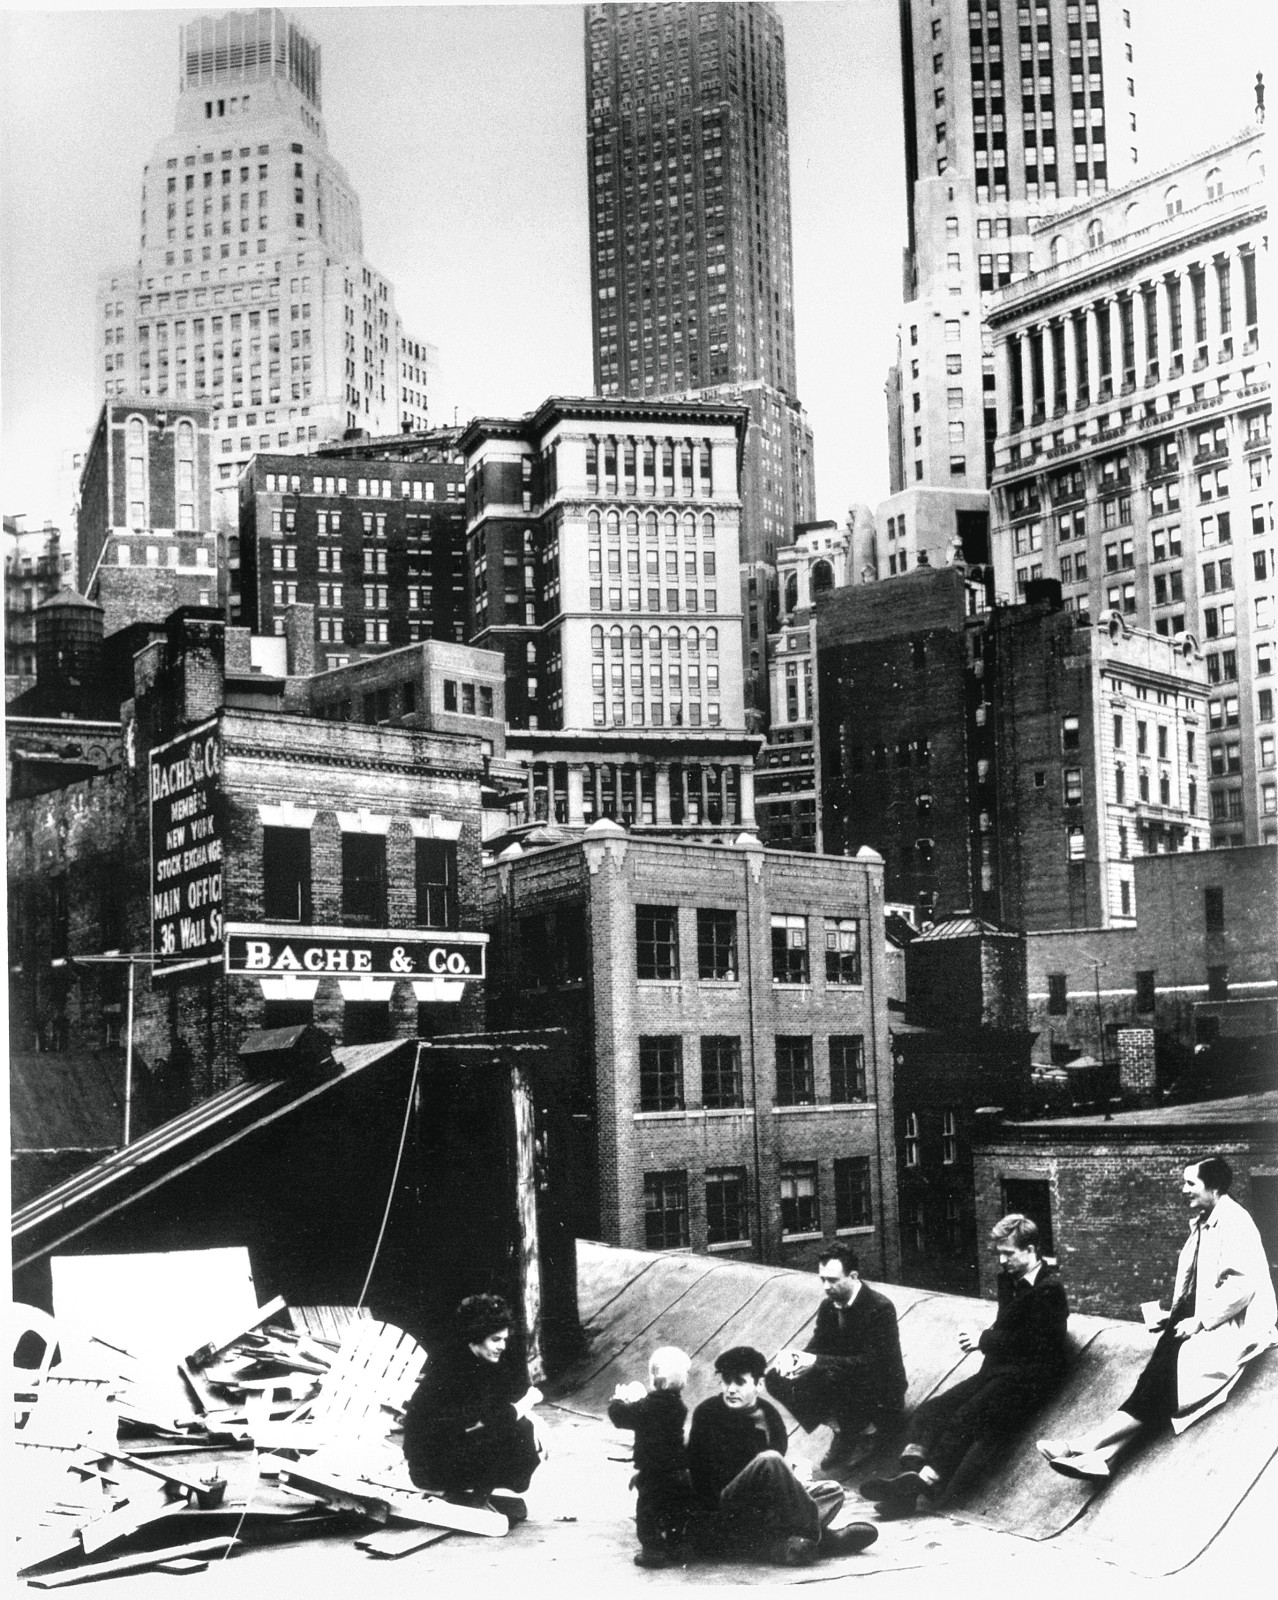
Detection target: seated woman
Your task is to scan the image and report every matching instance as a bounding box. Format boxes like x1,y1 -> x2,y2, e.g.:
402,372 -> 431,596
402,1293 -> 543,1523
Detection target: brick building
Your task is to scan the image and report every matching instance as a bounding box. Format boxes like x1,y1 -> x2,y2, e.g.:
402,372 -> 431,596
987,123 -> 1272,845
973,1089 -> 1278,1319
1024,842 -> 1278,1078
892,917 -> 1035,1295
485,826 -> 899,1279
77,398 -> 220,636
5,516 -> 71,692
235,441 -> 466,666
988,592 -> 1209,930
7,609 -> 498,1112
817,562 -> 994,922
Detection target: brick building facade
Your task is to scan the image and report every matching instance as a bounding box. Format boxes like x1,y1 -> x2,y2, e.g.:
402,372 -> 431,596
7,610 -> 496,1114
485,826 -> 899,1279
973,1090 -> 1278,1318
77,399 -> 220,635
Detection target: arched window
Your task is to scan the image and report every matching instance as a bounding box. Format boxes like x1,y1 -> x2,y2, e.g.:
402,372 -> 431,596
175,420 -> 196,529
1247,148 -> 1265,182
682,511 -> 697,540
649,626 -> 663,653
784,572 -> 798,613
591,625 -> 604,654
663,512 -> 678,541
1164,185 -> 1182,217
1124,201 -> 1141,233
629,625 -> 643,651
749,648 -> 760,671
1086,218 -> 1104,249
625,509 -> 639,540
687,626 -> 700,654
126,416 -> 148,530
667,625 -> 681,652
1049,235 -> 1063,265
1205,166 -> 1223,200
606,509 -> 621,539
705,627 -> 718,654
609,625 -> 623,652
811,559 -> 834,593
645,511 -> 658,541
587,509 -> 601,538
701,511 -> 715,539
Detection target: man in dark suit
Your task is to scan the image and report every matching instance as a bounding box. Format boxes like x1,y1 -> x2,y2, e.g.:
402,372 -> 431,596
764,1240 -> 908,1474
861,1213 -> 1070,1514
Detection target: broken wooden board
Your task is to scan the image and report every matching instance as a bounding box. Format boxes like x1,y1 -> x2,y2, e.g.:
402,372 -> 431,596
186,1295 -> 288,1370
280,1463 -> 507,1537
355,1524 -> 453,1558
25,1537 -> 238,1587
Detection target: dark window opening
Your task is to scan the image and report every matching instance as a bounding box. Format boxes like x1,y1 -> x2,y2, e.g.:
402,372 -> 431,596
262,999 -> 314,1030
1204,885 -> 1224,930
343,1000 -> 391,1045
706,1166 -> 749,1244
1047,972 -> 1068,1014
834,1156 -> 873,1229
1135,969 -> 1156,1013
341,832 -> 386,925
643,1170 -> 689,1249
263,826 -> 312,922
416,838 -> 458,929
1001,1177 -> 1053,1255
639,1035 -> 683,1112
780,1161 -> 820,1235
696,908 -> 738,980
775,1035 -> 814,1105
701,1035 -> 743,1109
636,905 -> 679,979
830,1035 -> 867,1101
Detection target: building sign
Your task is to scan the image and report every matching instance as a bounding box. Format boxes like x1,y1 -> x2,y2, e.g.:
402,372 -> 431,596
224,928 -> 486,980
150,717 -> 223,970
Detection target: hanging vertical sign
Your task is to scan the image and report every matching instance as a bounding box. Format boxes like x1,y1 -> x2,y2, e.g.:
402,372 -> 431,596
149,716 -> 224,972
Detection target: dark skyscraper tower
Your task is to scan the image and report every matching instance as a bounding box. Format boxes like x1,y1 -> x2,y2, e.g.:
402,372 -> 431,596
584,1 -> 815,719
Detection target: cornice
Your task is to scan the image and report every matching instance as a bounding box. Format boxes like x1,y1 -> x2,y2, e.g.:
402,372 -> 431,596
225,743 -> 483,783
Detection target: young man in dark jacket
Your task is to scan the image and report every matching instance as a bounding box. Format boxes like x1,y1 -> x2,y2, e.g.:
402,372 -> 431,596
686,1345 -> 879,1567
764,1240 -> 907,1473
862,1213 -> 1070,1514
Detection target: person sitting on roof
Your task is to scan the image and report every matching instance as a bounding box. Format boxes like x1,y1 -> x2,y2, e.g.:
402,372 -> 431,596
1039,1156 -> 1277,1481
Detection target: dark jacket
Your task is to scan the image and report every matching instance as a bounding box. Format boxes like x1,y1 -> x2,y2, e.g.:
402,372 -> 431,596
607,1387 -> 688,1476
402,1342 -> 529,1490
977,1264 -> 1071,1382
686,1394 -> 788,1509
804,1282 -> 908,1405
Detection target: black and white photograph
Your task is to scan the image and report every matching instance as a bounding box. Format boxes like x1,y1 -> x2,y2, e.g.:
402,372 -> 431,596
3,0 -> 1274,1590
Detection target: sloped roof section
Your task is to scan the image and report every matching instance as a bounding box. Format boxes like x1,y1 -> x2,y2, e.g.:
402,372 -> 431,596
914,915 -> 1010,941
10,1052 -> 126,1154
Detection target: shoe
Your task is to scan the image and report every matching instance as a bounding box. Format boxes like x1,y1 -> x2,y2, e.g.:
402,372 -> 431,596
1036,1438 -> 1078,1464
1046,1450 -> 1111,1482
820,1431 -> 877,1475
860,1470 -> 930,1504
821,1521 -> 879,1556
767,1535 -> 819,1567
634,1548 -> 673,1568
489,1491 -> 528,1524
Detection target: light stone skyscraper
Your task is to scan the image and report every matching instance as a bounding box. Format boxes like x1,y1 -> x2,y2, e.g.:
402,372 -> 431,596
96,9 -> 427,534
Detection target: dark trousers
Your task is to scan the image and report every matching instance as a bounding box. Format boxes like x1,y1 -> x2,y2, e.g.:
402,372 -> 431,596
765,1364 -> 900,1437
1121,1324 -> 1181,1424
416,1414 -> 541,1498
702,1451 -> 843,1553
634,1469 -> 692,1550
905,1370 -> 1053,1486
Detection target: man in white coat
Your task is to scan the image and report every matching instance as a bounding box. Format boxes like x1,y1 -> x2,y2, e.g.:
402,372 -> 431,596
1038,1155 -> 1276,1481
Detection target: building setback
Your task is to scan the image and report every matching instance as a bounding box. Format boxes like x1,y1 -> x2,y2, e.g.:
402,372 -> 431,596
485,826 -> 899,1279
987,124 -> 1271,843
236,444 -> 467,666
97,8 -> 428,532
77,399 -> 220,635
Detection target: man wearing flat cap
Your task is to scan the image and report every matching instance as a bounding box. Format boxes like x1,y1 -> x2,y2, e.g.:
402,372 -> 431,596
684,1345 -> 879,1568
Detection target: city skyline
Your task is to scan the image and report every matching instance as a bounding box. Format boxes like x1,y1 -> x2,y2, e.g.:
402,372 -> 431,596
1,1 -> 1267,531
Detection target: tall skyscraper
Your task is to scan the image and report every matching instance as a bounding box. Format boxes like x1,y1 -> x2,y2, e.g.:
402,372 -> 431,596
96,10 -> 427,536
887,0 -> 1139,500
583,1 -> 814,718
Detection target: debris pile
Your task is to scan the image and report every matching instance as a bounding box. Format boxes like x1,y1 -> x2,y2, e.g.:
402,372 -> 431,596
12,1250 -> 513,1585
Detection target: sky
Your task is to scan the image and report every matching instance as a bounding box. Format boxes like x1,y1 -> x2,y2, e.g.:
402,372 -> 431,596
0,0 -> 1270,532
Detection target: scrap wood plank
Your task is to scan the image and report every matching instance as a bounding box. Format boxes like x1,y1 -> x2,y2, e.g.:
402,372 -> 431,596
78,1491 -> 177,1556
186,1295 -> 288,1370
277,1464 -> 390,1522
355,1524 -> 453,1558
25,1537 -> 238,1587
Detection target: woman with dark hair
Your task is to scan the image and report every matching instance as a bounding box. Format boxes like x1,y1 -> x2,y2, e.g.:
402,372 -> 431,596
402,1293 -> 544,1522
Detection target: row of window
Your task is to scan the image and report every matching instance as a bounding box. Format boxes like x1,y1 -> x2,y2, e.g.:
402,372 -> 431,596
263,830 -> 457,929
643,1156 -> 873,1250
635,906 -> 862,987
637,1033 -> 867,1112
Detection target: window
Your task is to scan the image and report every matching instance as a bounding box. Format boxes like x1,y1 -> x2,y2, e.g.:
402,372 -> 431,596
904,1112 -> 920,1168
1067,825 -> 1085,860
775,1037 -> 814,1105
701,1036 -> 743,1109
343,1001 -> 391,1046
1207,964 -> 1229,1001
644,1170 -> 689,1249
697,908 -> 737,980
415,838 -> 458,929
1064,767 -> 1083,805
262,825 -> 311,922
639,1036 -> 683,1112
830,1035 -> 867,1103
780,1162 -> 820,1235
706,1167 -> 749,1245
636,905 -> 679,979
341,833 -> 386,925
834,1157 -> 873,1230
942,1109 -> 958,1165
771,914 -> 809,983
1135,969 -> 1156,1013
1204,886 -> 1224,930
824,917 -> 861,985
1048,973 -> 1068,1014
1062,714 -> 1080,750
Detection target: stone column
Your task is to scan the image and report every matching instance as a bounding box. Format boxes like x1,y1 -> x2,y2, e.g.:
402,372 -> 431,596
655,763 -> 672,825
1063,312 -> 1079,413
1020,333 -> 1036,424
700,764 -> 711,823
1043,320 -> 1059,416
567,766 -> 586,827
1087,301 -> 1103,401
739,763 -> 757,827
1132,285 -> 1148,383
